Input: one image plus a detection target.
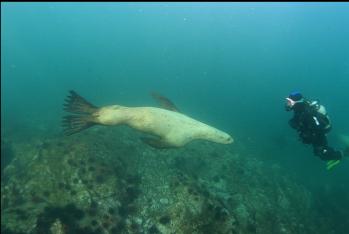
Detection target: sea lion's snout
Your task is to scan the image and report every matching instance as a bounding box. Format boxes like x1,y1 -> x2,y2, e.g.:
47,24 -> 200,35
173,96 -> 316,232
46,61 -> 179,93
226,135 -> 234,144
209,129 -> 234,144
216,132 -> 234,144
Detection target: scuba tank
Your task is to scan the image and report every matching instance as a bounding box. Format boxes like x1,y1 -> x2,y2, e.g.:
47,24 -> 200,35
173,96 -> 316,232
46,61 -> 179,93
308,100 -> 331,133
309,100 -> 327,115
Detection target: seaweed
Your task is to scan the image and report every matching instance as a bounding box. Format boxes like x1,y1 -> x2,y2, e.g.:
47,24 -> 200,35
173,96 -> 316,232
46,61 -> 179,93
159,215 -> 171,225
108,207 -> 116,215
110,221 -> 126,233
1,225 -> 26,234
35,203 -> 86,234
148,224 -> 161,234
124,186 -> 141,203
1,139 -> 14,176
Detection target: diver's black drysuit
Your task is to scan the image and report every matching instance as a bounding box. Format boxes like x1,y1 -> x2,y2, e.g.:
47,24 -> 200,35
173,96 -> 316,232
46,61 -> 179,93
288,100 -> 342,161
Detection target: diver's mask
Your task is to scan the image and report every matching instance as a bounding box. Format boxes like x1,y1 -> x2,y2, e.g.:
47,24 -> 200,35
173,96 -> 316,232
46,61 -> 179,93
285,97 -> 304,111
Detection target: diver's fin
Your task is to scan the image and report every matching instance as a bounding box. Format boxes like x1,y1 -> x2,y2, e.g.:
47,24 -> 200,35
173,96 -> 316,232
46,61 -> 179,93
150,92 -> 180,112
326,160 -> 341,170
140,137 -> 173,149
63,90 -> 98,114
62,90 -> 99,136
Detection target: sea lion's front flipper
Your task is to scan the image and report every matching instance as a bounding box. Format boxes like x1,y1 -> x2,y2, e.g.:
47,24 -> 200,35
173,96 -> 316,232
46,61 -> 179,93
150,92 -> 180,112
140,137 -> 173,149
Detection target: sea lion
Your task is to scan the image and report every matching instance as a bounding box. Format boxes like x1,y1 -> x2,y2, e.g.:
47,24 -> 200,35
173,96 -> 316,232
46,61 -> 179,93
62,90 -> 233,148
150,91 -> 180,112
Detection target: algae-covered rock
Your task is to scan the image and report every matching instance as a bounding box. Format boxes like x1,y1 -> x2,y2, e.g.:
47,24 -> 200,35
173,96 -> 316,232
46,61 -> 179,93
1,139 -> 14,176
0,127 -> 340,234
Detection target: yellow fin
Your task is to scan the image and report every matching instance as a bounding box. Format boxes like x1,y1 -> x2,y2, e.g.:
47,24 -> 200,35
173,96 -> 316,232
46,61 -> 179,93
326,160 -> 341,170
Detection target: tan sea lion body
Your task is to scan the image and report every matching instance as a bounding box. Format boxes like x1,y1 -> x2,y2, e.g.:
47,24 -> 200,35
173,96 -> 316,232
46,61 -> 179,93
95,105 -> 233,147
63,90 -> 233,148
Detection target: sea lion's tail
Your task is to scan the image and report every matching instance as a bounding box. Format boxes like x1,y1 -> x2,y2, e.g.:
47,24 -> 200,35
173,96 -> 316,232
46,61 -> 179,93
63,90 -> 98,114
62,90 -> 99,136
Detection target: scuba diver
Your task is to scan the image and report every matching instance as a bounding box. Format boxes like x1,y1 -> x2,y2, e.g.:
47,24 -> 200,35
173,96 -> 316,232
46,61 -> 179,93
285,91 -> 348,170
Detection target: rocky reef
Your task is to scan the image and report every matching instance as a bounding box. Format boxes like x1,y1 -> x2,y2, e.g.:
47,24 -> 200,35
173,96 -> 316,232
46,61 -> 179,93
0,126 -> 344,234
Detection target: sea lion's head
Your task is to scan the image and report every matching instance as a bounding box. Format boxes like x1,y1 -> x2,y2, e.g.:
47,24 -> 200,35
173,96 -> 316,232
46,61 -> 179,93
200,127 -> 234,145
213,132 -> 234,144
222,134 -> 234,144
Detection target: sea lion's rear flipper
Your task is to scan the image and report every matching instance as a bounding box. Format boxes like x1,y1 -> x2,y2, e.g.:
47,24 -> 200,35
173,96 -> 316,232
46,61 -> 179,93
140,137 -> 173,149
64,90 -> 98,114
150,92 -> 180,112
62,115 -> 97,136
62,90 -> 99,136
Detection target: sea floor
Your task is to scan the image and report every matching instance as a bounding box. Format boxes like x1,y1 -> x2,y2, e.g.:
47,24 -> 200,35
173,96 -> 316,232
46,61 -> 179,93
1,125 -> 346,234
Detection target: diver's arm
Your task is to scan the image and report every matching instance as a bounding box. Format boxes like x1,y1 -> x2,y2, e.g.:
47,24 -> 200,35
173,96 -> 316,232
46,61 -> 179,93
289,118 -> 298,130
289,115 -> 302,130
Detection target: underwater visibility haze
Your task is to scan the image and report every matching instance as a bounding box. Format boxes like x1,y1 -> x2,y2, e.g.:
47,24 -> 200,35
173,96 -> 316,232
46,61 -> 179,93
1,2 -> 349,234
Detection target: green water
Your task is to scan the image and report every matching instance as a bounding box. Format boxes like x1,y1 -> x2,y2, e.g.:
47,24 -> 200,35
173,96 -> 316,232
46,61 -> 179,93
1,2 -> 349,234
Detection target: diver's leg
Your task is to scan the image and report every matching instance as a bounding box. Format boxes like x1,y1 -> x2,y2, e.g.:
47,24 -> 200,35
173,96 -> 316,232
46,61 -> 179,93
314,146 -> 343,161
312,134 -> 342,161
